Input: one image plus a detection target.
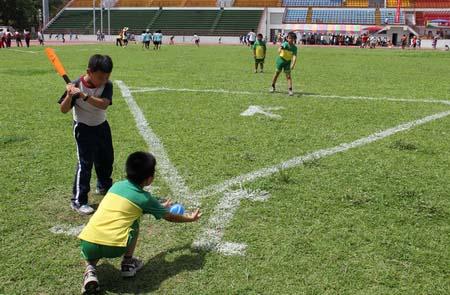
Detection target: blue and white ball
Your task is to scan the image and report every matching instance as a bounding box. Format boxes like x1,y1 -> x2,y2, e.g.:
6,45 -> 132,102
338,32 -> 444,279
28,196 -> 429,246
169,204 -> 185,215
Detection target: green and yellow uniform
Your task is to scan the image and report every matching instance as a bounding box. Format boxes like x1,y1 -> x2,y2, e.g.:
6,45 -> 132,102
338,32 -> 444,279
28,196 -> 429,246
276,41 -> 298,73
78,180 -> 168,260
252,40 -> 266,63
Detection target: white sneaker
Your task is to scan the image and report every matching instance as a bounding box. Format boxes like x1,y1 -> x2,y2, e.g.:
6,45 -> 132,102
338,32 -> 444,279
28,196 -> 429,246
82,266 -> 99,294
269,86 -> 275,93
288,89 -> 294,96
71,203 -> 95,215
121,257 -> 144,278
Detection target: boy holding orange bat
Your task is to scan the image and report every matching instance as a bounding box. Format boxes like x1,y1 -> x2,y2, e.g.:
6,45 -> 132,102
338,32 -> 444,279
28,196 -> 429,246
58,54 -> 114,215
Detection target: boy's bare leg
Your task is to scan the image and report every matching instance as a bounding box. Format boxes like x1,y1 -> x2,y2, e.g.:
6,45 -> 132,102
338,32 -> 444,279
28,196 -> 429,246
286,73 -> 293,95
123,231 -> 139,260
271,71 -> 281,91
260,63 -> 264,72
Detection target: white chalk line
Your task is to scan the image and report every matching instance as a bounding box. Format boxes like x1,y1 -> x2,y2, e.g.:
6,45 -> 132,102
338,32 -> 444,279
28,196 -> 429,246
241,105 -> 285,119
192,189 -> 270,256
129,86 -> 450,106
51,84 -> 450,255
116,80 -> 197,207
7,48 -> 38,54
50,224 -> 85,236
193,110 -> 450,199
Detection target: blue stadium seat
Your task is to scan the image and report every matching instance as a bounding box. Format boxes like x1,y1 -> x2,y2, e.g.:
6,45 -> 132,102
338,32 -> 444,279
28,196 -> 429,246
283,0 -> 342,7
284,9 -> 308,23
380,9 -> 405,24
311,8 -> 375,24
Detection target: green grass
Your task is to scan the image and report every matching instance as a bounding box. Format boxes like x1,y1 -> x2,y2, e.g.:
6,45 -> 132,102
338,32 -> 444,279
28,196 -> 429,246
0,44 -> 449,294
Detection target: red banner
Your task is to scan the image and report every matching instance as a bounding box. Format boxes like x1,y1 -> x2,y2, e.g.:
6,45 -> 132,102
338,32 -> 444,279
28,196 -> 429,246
395,0 -> 401,23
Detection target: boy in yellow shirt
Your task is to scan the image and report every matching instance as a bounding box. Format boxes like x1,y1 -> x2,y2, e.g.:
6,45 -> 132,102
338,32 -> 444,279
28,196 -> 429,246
252,33 -> 266,73
78,151 -> 202,294
270,31 -> 298,96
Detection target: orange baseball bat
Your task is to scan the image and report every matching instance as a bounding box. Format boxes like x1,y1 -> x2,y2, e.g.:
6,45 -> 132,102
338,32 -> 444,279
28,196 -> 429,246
45,48 -> 71,84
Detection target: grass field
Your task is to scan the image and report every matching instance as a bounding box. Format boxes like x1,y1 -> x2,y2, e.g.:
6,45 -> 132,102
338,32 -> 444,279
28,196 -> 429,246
1,43 -> 450,294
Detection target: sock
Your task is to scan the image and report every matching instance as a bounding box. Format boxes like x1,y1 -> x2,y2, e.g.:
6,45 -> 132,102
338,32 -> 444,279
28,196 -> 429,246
289,87 -> 292,91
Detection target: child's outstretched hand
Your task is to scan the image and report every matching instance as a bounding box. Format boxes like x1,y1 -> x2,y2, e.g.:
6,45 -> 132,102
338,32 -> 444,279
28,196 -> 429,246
186,208 -> 202,221
161,198 -> 173,208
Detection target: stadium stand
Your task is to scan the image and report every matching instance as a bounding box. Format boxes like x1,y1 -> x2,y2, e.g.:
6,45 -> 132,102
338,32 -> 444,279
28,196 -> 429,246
213,10 -> 263,35
284,9 -> 309,23
343,0 -> 369,8
311,8 -> 375,24
386,0 -> 412,8
233,0 -> 280,7
283,0 -> 342,7
46,8 -> 263,36
46,9 -> 98,33
184,0 -> 217,6
380,8 -> 405,24
69,0 -> 102,7
150,9 -> 218,34
415,11 -> 450,25
414,0 -> 450,8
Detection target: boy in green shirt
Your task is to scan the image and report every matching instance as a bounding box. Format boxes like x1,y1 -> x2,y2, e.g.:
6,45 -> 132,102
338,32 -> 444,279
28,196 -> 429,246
78,151 -> 202,294
252,33 -> 266,73
270,31 -> 298,96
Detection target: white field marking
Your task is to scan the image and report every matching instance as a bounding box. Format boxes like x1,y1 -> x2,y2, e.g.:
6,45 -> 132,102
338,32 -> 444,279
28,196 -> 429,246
240,105 -> 284,119
128,86 -> 450,106
192,189 -> 270,256
116,80 -> 197,207
8,49 -> 38,54
50,224 -> 85,236
193,110 -> 450,199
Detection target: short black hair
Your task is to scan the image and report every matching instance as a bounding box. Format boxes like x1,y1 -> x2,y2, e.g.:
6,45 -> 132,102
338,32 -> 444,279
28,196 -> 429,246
257,33 -> 263,38
126,152 -> 156,185
287,31 -> 297,40
87,54 -> 113,73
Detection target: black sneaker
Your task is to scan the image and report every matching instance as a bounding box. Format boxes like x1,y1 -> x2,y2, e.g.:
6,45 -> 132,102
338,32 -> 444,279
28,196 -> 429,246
121,257 -> 144,278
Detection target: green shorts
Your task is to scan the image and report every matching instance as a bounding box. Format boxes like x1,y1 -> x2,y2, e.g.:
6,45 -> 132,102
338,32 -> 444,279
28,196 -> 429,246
276,57 -> 292,73
80,221 -> 139,260
255,58 -> 265,64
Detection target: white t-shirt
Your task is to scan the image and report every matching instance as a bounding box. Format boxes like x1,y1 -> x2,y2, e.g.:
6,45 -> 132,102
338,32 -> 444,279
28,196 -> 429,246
248,32 -> 256,42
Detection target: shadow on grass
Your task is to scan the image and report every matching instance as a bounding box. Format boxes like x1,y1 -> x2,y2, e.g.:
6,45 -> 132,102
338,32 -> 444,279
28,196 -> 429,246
97,244 -> 207,293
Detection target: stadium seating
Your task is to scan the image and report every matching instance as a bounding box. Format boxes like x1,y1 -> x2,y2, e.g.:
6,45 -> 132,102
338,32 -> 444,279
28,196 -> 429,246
284,9 -> 309,23
344,0 -> 369,7
213,10 -> 263,35
415,0 -> 450,8
46,9 -> 98,33
47,8 -> 263,35
233,0 -> 280,7
415,11 -> 450,25
283,0 -> 342,6
115,0 -> 154,6
69,0 -> 102,7
311,8 -> 375,24
184,0 -> 217,6
386,0 -> 412,8
150,9 -> 218,34
380,8 -> 405,24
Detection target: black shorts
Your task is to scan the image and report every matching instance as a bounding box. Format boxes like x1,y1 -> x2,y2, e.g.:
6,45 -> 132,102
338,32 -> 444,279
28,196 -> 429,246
153,41 -> 161,45
249,41 -> 255,46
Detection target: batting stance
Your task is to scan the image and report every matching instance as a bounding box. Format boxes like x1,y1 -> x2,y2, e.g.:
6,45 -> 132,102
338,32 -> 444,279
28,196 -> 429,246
58,55 -> 114,215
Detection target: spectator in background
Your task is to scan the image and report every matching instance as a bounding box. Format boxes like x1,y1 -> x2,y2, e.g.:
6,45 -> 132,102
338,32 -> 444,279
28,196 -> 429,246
0,29 -> 4,48
169,35 -> 175,45
401,34 -> 407,49
37,30 -> 44,46
247,29 -> 256,46
14,30 -> 23,47
432,35 -> 437,49
5,29 -> 12,47
24,29 -> 31,47
444,45 -> 449,51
